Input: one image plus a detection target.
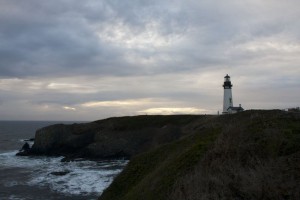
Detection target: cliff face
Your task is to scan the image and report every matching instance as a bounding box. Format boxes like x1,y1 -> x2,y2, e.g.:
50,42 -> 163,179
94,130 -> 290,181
99,110 -> 300,200
31,123 -> 95,156
30,115 -> 206,159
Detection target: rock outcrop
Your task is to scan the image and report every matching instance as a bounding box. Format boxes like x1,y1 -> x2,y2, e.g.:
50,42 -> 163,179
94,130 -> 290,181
28,115 -> 205,160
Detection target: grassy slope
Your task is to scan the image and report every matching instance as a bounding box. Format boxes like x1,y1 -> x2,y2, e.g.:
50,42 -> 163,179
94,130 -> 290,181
99,114 -> 220,200
171,110 -> 300,199
95,115 -> 204,130
99,110 -> 300,200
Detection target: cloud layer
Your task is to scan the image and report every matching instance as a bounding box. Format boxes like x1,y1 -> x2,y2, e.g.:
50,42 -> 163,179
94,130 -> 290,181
0,0 -> 299,120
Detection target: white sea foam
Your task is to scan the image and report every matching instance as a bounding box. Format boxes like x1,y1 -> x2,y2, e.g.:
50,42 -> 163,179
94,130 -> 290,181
0,151 -> 63,169
19,139 -> 34,147
8,195 -> 25,200
0,151 -> 128,196
28,160 -> 127,195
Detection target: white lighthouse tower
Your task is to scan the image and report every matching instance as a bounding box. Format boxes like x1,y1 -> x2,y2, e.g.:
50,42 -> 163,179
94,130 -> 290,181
223,74 -> 233,114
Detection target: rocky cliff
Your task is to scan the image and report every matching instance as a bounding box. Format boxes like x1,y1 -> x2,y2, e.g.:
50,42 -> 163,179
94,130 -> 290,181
29,115 -> 207,160
20,110 -> 300,199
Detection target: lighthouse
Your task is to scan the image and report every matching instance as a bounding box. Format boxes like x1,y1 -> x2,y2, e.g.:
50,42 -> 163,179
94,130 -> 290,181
222,74 -> 233,114
222,74 -> 244,114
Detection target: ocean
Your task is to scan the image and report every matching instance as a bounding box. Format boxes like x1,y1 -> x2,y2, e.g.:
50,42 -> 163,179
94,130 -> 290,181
0,121 -> 128,200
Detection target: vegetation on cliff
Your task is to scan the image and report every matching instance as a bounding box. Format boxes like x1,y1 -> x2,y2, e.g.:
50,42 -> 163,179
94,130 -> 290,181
99,110 -> 300,200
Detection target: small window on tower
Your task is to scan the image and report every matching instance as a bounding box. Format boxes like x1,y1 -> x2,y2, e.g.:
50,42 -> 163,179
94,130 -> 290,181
229,98 -> 232,103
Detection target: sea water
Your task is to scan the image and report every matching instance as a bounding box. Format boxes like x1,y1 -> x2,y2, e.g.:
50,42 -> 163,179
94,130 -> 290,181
0,121 -> 128,200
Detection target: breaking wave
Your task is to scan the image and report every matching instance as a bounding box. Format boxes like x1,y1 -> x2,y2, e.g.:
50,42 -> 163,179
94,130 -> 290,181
0,151 -> 128,196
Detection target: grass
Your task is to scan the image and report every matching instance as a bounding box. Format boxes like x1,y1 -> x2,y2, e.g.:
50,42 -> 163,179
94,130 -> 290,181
99,126 -> 221,200
171,110 -> 300,200
99,110 -> 300,200
96,115 -> 205,131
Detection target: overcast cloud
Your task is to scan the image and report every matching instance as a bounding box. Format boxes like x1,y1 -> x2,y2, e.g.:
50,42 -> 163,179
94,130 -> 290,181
0,0 -> 299,120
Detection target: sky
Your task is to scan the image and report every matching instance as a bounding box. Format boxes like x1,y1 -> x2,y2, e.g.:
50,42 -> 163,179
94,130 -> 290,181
0,0 -> 299,121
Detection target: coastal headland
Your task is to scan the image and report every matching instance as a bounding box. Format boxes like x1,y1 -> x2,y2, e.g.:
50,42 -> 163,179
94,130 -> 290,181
18,110 -> 300,199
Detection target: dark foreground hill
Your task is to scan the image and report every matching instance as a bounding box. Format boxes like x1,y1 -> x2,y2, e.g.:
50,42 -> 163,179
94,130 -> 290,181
21,110 -> 300,199
99,110 -> 300,200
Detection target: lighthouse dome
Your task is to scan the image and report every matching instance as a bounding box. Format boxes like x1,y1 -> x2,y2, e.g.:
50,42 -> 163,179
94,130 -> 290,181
224,74 -> 231,82
223,74 -> 232,88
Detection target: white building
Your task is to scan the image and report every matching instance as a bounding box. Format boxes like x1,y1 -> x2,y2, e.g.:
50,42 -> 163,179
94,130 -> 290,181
222,74 -> 244,114
227,104 -> 244,114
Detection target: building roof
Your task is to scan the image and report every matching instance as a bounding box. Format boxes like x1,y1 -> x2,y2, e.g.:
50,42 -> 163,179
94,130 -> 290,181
224,74 -> 230,78
227,106 -> 244,111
